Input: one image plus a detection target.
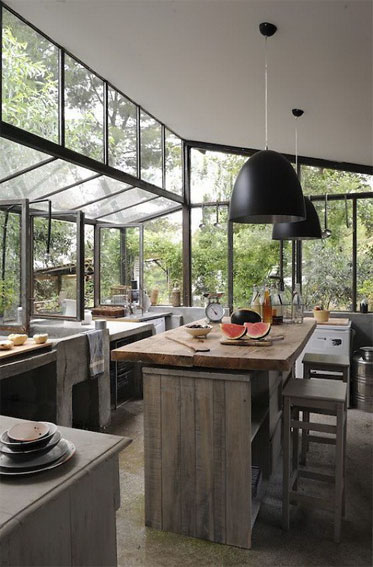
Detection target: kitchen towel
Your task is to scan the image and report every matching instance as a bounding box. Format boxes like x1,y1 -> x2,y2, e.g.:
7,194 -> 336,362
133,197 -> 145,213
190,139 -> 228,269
86,330 -> 104,377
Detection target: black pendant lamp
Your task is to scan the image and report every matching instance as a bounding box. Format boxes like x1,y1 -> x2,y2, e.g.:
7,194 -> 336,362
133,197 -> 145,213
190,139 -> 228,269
272,109 -> 322,240
229,23 -> 305,224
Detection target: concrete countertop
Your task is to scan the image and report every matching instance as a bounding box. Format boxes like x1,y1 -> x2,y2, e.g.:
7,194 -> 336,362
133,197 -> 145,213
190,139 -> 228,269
95,311 -> 172,323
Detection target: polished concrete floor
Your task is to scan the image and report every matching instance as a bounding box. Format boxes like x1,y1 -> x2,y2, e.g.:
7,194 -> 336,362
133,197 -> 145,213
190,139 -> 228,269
108,401 -> 372,567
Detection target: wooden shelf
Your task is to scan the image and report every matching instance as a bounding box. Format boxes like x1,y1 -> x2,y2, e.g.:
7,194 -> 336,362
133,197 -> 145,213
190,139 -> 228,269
251,404 -> 269,442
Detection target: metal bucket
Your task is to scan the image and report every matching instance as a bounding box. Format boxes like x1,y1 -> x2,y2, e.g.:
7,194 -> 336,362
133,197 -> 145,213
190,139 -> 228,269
352,350 -> 373,412
361,346 -> 373,362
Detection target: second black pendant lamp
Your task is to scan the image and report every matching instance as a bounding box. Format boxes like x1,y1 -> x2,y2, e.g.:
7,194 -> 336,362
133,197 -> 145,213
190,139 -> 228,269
272,109 -> 322,240
229,23 -> 306,224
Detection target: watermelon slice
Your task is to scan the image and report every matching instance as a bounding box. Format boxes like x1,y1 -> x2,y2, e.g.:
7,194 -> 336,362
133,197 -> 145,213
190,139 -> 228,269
220,323 -> 247,339
244,322 -> 271,339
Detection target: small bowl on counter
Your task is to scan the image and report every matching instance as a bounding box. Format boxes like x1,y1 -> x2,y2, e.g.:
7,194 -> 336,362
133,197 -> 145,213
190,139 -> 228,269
8,334 -> 28,346
313,309 -> 330,323
185,324 -> 213,338
33,333 -> 49,344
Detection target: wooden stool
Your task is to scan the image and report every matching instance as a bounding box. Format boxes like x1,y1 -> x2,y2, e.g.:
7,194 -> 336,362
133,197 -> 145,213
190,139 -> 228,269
282,378 -> 347,543
302,353 -> 350,406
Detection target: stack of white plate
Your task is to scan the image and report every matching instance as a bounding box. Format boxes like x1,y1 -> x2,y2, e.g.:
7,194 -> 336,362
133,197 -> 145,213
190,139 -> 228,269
0,421 -> 75,476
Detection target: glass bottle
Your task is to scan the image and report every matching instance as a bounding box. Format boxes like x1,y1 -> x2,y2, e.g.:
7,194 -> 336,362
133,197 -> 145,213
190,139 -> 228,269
250,285 -> 262,317
292,283 -> 304,324
262,286 -> 273,324
271,285 -> 283,325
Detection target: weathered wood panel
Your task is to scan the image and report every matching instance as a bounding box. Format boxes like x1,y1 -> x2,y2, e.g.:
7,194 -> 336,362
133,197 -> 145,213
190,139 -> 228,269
195,378 -> 214,541
213,380 -> 226,543
161,375 -> 181,533
180,377 -> 196,536
225,381 -> 252,548
143,374 -> 162,529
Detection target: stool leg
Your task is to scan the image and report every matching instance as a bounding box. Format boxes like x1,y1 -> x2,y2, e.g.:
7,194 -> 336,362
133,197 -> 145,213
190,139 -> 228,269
334,402 -> 344,543
342,406 -> 347,518
283,397 -> 291,531
292,408 -> 299,490
301,363 -> 311,465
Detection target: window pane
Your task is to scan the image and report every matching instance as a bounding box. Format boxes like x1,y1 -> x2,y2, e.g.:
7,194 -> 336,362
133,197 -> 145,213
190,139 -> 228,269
0,138 -> 51,181
102,197 -> 177,224
83,187 -> 155,219
301,166 -> 371,196
140,111 -> 162,186
233,224 -> 280,308
108,88 -> 137,176
99,228 -> 120,303
302,201 -> 353,311
84,224 -> 94,308
191,149 -> 246,203
165,130 -> 182,194
191,207 -> 228,306
2,9 -> 58,142
357,196 -> 373,311
0,209 -> 21,325
144,211 -> 182,305
33,218 -> 78,316
0,159 -> 95,201
65,55 -> 104,161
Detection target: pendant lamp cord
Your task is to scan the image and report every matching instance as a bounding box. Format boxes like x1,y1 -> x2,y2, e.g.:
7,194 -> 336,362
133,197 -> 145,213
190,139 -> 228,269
295,120 -> 298,172
264,36 -> 268,150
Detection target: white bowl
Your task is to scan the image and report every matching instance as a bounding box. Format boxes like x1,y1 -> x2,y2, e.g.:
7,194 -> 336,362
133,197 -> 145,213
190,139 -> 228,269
185,325 -> 212,338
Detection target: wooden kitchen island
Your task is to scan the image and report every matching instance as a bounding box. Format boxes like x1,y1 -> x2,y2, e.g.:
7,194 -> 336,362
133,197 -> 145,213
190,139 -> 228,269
112,318 -> 316,549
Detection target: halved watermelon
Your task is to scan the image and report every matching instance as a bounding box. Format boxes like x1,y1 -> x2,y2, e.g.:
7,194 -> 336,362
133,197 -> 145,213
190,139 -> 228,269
220,323 -> 247,339
231,308 -> 261,325
244,322 -> 271,339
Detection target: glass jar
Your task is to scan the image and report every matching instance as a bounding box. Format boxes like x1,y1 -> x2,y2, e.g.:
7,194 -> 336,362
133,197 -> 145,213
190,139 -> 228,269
271,286 -> 283,325
261,286 -> 273,324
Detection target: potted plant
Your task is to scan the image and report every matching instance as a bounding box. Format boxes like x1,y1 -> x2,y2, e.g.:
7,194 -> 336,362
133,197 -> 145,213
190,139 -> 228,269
313,303 -> 330,323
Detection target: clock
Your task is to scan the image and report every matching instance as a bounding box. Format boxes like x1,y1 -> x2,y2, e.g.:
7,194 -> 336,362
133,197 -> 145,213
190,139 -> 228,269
205,293 -> 225,323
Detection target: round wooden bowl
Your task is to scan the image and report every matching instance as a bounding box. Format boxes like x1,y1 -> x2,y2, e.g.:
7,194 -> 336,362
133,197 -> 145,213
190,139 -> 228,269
185,325 -> 212,338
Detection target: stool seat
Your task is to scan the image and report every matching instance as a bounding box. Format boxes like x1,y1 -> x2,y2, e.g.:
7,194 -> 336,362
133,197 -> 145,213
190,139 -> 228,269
283,378 -> 347,404
302,353 -> 350,368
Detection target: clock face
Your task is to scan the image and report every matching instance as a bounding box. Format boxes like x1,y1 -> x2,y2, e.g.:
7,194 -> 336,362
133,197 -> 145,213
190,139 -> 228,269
205,302 -> 224,322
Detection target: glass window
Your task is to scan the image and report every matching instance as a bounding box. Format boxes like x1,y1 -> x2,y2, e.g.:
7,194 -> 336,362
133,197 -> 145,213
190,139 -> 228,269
84,224 -> 94,308
0,159 -> 95,201
32,217 -> 78,317
108,88 -> 137,176
301,166 -> 370,196
0,138 -> 51,181
165,130 -> 182,194
140,111 -> 162,186
0,208 -> 21,325
2,8 -> 59,142
191,206 -> 228,306
65,54 -> 104,161
233,224 -> 280,308
82,187 -> 155,219
191,149 -> 246,203
99,228 -> 121,304
101,197 -> 178,224
357,196 -> 373,311
144,211 -> 182,304
302,200 -> 353,311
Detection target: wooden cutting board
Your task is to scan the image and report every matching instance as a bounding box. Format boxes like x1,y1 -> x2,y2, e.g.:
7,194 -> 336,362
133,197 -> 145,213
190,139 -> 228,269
0,340 -> 52,360
315,318 -> 350,326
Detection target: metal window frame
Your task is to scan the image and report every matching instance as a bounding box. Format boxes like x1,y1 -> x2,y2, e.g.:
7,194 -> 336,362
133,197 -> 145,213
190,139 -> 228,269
0,198 -> 31,332
29,209 -> 85,321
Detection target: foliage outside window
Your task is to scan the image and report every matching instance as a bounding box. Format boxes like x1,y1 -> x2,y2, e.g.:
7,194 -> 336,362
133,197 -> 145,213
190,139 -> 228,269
2,8 -> 58,142
33,218 -> 78,316
65,54 -> 104,161
84,224 -> 94,308
190,149 -> 246,202
191,207 -> 228,306
301,167 -> 372,310
144,211 -> 182,304
108,88 -> 137,176
0,210 -> 21,324
165,130 -> 182,195
140,111 -> 162,187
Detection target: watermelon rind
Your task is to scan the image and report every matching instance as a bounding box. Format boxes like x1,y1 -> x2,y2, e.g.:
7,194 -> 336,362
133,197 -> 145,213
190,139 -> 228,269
231,309 -> 261,325
244,322 -> 271,339
220,323 -> 247,339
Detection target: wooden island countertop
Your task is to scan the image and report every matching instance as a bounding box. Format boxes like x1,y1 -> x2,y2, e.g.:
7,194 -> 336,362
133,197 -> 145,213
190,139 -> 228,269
111,317 -> 316,372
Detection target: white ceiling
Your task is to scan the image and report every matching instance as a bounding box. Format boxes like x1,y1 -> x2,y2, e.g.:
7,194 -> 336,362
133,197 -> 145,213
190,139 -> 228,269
6,0 -> 373,167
